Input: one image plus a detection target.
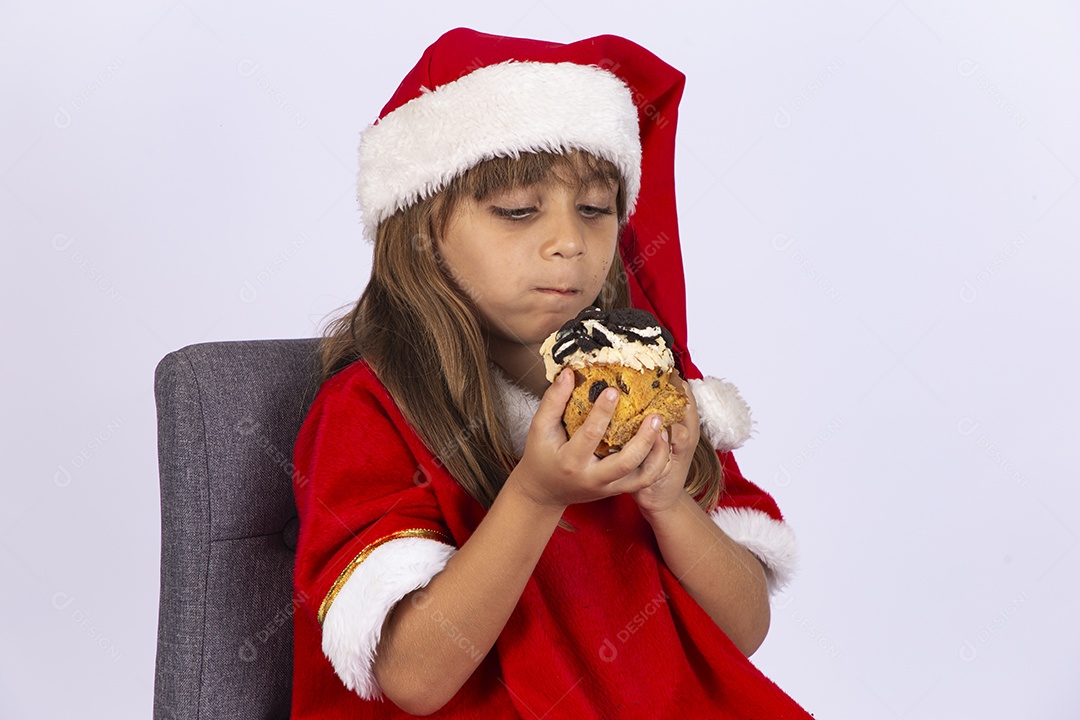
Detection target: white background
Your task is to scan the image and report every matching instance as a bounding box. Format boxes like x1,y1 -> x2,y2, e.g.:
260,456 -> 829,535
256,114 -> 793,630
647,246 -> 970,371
3,1 -> 1078,718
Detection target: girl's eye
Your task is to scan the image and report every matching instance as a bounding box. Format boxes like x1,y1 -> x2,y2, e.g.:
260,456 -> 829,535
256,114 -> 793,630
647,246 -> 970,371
492,206 -> 536,220
579,205 -> 615,218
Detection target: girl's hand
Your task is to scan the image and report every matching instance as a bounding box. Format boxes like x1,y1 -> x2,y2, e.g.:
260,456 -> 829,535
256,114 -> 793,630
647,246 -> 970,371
507,368 -> 672,509
631,372 -> 699,518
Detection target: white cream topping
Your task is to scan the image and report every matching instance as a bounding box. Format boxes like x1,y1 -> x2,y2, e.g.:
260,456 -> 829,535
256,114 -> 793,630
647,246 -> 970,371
540,318 -> 675,382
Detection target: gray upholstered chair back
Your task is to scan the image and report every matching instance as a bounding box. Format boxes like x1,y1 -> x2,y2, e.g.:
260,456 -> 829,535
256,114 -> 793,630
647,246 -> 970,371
153,339 -> 322,719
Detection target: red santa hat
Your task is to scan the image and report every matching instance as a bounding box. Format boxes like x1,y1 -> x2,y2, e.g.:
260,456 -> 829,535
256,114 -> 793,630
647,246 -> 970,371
356,27 -> 752,450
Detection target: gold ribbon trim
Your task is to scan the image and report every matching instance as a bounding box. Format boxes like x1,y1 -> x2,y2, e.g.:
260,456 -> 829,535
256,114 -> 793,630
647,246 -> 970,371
317,528 -> 454,625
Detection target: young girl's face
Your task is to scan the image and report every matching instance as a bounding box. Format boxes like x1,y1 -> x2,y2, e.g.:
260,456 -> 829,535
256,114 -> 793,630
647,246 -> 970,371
437,165 -> 620,349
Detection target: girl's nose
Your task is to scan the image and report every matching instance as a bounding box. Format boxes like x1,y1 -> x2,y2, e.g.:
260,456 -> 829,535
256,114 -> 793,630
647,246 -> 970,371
542,205 -> 586,259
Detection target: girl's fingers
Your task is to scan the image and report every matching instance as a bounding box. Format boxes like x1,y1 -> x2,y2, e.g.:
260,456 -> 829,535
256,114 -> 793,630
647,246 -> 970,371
531,368 -> 575,437
634,421 -> 672,479
679,377 -> 699,427
668,422 -> 692,458
604,418 -> 670,491
595,413 -> 666,483
567,385 -> 620,455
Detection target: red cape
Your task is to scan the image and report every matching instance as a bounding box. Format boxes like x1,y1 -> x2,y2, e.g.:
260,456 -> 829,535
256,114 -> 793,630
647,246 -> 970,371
291,360 -> 813,719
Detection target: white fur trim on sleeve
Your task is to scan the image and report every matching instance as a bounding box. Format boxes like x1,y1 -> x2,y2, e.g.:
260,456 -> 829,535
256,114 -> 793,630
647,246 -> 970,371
357,61 -> 642,241
710,507 -> 798,595
321,536 -> 457,700
689,377 -> 753,452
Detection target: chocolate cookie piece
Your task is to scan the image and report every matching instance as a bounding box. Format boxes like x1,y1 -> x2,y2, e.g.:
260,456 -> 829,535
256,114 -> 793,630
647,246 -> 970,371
548,307 -> 675,367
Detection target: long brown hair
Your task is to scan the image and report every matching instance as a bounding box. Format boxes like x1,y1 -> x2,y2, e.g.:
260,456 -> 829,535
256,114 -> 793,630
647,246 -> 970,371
319,150 -> 723,513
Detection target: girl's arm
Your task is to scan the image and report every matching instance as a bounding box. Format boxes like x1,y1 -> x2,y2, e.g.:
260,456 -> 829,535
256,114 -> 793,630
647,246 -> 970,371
642,492 -> 771,656
372,370 -> 670,715
374,473 -> 563,715
632,374 -> 771,656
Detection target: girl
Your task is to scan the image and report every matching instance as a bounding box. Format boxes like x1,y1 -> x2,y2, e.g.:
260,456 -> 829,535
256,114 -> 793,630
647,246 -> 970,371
291,27 -> 812,719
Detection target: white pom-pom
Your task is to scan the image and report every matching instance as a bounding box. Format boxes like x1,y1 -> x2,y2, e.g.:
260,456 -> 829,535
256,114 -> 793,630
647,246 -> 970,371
689,377 -> 753,452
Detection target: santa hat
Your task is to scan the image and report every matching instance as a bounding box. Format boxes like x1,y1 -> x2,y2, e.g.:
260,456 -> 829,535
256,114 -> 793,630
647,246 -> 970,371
356,27 -> 752,450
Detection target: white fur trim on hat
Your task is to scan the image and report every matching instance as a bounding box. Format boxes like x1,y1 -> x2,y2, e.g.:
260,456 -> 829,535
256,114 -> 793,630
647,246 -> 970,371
357,61 -> 642,241
321,536 -> 457,700
709,507 -> 798,595
689,377 -> 753,452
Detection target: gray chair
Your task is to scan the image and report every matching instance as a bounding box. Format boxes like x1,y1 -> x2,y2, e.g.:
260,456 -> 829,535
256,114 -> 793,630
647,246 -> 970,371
153,339 -> 323,719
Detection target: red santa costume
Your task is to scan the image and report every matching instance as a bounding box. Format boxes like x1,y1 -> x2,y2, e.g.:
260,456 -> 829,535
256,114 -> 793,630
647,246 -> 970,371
291,27 -> 813,719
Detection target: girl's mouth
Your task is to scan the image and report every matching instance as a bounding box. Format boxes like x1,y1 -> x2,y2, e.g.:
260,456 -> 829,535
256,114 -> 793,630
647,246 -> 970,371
535,288 -> 580,296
